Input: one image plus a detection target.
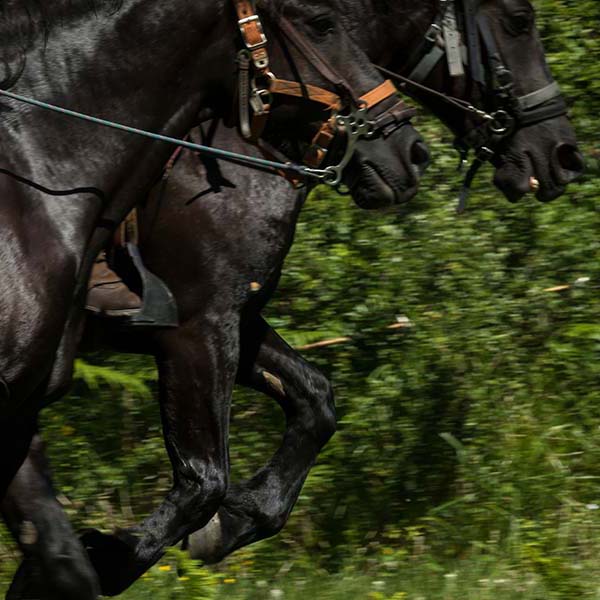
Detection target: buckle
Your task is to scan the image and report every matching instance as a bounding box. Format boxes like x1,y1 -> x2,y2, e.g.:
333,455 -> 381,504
488,110 -> 513,135
250,88 -> 272,115
238,15 -> 268,50
425,23 -> 442,43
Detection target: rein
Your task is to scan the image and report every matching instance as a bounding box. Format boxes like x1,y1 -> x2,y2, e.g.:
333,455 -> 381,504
377,0 -> 568,211
0,87 -> 330,183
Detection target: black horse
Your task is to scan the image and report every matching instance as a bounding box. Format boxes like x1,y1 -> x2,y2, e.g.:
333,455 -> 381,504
0,0 -> 428,597
2,0 -> 584,598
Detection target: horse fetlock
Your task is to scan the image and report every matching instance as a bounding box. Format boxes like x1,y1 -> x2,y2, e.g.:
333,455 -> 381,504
256,508 -> 289,538
317,404 -> 337,447
80,528 -> 139,597
178,469 -> 228,518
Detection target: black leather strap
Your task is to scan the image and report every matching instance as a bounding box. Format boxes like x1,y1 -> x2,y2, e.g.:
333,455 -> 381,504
462,0 -> 485,85
518,95 -> 568,126
278,17 -> 358,104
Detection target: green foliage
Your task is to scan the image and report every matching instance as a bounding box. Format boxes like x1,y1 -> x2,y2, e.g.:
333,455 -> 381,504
1,2 -> 600,598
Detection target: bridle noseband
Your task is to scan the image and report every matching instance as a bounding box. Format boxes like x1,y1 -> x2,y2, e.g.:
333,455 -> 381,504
379,0 -> 568,210
234,0 -> 416,188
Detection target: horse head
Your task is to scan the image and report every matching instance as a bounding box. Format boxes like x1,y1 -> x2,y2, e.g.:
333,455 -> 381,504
243,0 -> 430,207
342,0 -> 584,204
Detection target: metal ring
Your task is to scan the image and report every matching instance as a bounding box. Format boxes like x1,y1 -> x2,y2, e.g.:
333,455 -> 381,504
322,165 -> 342,187
488,110 -> 512,135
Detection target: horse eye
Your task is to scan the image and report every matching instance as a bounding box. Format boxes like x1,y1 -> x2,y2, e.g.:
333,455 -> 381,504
507,12 -> 534,35
309,15 -> 336,36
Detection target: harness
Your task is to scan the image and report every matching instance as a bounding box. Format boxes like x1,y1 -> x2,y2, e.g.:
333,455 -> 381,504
233,0 -> 415,187
0,0 -> 414,190
377,0 -> 568,210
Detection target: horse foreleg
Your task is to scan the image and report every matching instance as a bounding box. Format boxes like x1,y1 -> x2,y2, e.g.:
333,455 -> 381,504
2,434 -> 100,600
187,315 -> 336,563
81,316 -> 235,596
0,417 -> 38,504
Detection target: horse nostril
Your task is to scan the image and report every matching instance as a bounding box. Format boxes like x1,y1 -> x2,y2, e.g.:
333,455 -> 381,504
555,143 -> 585,176
410,140 -> 431,173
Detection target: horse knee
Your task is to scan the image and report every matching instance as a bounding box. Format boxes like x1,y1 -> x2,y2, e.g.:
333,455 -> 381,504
255,505 -> 290,539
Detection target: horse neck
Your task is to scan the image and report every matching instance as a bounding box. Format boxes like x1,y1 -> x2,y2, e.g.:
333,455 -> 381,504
0,0 -> 234,245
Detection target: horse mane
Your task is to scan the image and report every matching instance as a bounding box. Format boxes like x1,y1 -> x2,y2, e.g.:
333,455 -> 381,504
0,1 -> 122,55
0,0 -> 122,85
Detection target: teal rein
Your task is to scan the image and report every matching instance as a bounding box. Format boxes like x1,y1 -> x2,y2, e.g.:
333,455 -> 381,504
0,88 -> 330,183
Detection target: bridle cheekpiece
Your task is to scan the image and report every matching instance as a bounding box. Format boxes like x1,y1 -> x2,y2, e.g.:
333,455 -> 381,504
233,0 -> 416,188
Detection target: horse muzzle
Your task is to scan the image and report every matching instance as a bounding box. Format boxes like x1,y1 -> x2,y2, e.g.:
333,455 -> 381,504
349,125 -> 430,209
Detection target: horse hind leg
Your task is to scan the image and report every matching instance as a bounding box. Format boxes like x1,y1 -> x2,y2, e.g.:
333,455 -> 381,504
2,435 -> 100,600
187,315 -> 336,563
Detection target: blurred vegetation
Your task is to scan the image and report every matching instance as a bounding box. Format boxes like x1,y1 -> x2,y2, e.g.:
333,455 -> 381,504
1,0 -> 599,598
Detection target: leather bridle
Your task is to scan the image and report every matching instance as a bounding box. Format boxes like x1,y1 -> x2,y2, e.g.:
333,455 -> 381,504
234,0 -> 416,187
377,0 -> 568,209
0,0 -> 418,191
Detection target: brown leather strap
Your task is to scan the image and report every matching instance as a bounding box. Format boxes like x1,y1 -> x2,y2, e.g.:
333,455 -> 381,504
359,80 -> 398,109
115,208 -> 139,248
270,79 -> 342,110
303,119 -> 336,168
247,79 -> 341,143
233,0 -> 269,72
250,110 -> 270,142
277,17 -> 357,104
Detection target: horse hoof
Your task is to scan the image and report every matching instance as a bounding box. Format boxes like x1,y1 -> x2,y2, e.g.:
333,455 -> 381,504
80,528 -> 139,596
186,514 -> 225,564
